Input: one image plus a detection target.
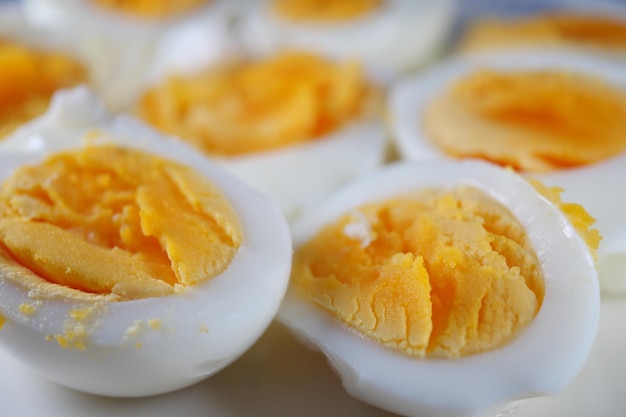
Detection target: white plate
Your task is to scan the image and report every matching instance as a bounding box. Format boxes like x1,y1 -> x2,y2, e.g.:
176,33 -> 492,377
1,297 -> 625,417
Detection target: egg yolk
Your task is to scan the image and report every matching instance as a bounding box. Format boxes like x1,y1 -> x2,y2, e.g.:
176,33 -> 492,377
292,186 -> 547,359
459,13 -> 626,52
91,0 -> 210,19
136,52 -> 375,156
0,145 -> 242,301
272,0 -> 382,22
423,69 -> 626,172
0,41 -> 87,140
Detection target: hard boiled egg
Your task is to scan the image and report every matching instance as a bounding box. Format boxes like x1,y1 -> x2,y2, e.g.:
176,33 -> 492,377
388,50 -> 626,294
236,0 -> 456,83
279,159 -> 600,417
0,86 -> 292,397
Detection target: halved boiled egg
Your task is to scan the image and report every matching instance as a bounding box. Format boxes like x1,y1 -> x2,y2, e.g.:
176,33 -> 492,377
388,51 -> 626,294
279,159 -> 600,417
236,0 -> 456,83
0,5 -> 91,139
0,86 -> 292,396
22,0 -> 237,111
130,50 -> 388,220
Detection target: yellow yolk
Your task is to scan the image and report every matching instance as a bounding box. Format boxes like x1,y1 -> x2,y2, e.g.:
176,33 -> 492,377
91,0 -> 210,19
292,187 -> 546,359
272,0 -> 382,22
459,14 -> 626,53
423,69 -> 626,172
0,41 -> 87,139
136,52 -> 375,156
0,145 -> 242,301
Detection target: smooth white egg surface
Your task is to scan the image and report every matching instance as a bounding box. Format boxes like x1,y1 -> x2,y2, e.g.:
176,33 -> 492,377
236,0 -> 456,83
0,87 -> 292,397
279,159 -> 599,417
388,50 -> 626,295
22,0 -> 237,111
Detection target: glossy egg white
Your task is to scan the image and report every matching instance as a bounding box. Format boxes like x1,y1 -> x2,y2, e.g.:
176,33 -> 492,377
388,50 -> 626,295
0,87 -> 292,397
279,159 -> 600,417
236,0 -> 456,83
22,0 -> 238,111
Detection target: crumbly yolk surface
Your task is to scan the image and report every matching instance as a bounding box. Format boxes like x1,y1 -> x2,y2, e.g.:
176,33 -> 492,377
292,187 -> 548,359
0,41 -> 87,140
272,0 -> 382,22
91,0 -> 210,19
136,52 -> 375,156
0,145 -> 242,301
424,69 -> 626,172
459,13 -> 626,53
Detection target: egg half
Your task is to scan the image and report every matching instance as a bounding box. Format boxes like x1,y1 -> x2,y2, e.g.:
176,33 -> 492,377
279,159 -> 600,417
236,0 -> 456,83
0,86 -> 292,397
388,50 -> 626,294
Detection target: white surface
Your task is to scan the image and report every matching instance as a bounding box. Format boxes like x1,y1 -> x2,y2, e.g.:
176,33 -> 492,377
0,296 -> 625,417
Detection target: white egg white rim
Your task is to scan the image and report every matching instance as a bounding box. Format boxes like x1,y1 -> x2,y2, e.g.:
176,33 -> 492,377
279,159 -> 599,415
388,49 -> 626,163
0,87 -> 293,347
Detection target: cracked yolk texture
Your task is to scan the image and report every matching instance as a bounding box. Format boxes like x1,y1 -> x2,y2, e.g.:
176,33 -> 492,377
91,0 -> 210,19
424,69 -> 626,172
136,52 -> 374,156
0,41 -> 87,139
459,14 -> 626,53
0,145 -> 242,301
292,187 -> 547,359
272,0 -> 382,21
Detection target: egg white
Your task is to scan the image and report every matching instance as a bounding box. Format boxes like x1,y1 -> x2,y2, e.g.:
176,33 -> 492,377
21,0 -> 238,111
279,159 -> 599,417
236,0 -> 456,84
0,86 -> 292,397
388,50 -> 626,295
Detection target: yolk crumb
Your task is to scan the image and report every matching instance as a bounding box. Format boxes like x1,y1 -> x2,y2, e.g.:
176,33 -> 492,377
91,0 -> 210,19
18,303 -> 37,315
272,0 -> 382,21
0,41 -> 87,139
0,145 -> 242,301
424,69 -> 626,172
292,187 -> 545,358
136,52 -> 376,156
0,314 -> 5,330
459,13 -> 626,53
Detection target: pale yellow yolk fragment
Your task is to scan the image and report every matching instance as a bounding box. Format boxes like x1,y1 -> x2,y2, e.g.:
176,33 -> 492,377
0,41 -> 87,139
292,187 -> 545,359
0,145 -> 242,301
91,0 -> 210,19
424,69 -> 626,173
272,0 -> 382,22
136,52 -> 375,156
459,14 -> 626,53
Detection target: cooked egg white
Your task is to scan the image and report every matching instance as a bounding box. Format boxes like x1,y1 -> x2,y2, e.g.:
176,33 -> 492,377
388,50 -> 626,294
236,0 -> 456,83
0,86 -> 292,397
279,159 -> 600,417
22,0 -> 238,111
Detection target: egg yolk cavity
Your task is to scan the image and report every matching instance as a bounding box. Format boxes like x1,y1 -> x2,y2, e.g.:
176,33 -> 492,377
91,0 -> 211,19
0,145 -> 242,301
459,13 -> 626,52
136,52 -> 377,156
0,41 -> 87,140
292,186 -> 549,359
424,69 -> 626,172
272,0 -> 382,22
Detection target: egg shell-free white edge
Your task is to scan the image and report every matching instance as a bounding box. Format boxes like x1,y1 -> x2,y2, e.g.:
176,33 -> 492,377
388,50 -> 626,295
279,160 -> 600,417
236,0 -> 456,84
0,87 -> 293,397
